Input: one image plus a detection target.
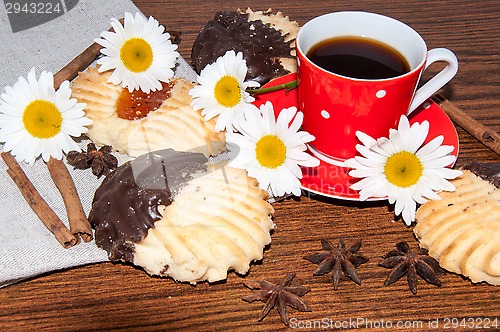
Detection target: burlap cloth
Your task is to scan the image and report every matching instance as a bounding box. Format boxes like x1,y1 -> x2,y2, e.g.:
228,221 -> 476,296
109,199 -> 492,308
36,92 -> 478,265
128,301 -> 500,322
0,0 -> 198,287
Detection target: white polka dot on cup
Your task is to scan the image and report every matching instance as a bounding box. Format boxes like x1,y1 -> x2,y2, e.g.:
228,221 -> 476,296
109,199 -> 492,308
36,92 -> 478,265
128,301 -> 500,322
321,110 -> 330,119
376,90 -> 386,98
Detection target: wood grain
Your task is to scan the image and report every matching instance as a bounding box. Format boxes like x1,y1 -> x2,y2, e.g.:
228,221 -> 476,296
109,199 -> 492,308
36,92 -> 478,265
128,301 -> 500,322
432,94 -> 500,156
0,0 -> 498,331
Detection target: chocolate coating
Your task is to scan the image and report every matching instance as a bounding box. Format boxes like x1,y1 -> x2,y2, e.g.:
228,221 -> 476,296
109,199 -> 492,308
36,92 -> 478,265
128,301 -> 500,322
191,11 -> 293,85
463,161 -> 500,188
89,149 -> 208,262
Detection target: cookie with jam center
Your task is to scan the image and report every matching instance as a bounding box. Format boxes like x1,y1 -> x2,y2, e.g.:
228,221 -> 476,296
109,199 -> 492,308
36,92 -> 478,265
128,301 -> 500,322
71,67 -> 225,158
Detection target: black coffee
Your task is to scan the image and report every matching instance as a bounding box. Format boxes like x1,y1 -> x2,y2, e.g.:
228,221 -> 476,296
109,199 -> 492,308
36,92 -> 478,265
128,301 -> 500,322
306,36 -> 410,79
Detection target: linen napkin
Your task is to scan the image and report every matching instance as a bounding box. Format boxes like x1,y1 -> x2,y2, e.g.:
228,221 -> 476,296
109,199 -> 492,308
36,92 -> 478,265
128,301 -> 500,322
0,0 -> 198,287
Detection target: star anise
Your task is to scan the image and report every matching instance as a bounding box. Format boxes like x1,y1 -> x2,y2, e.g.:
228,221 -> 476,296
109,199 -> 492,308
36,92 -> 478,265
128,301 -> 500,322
67,143 -> 118,178
379,241 -> 444,294
304,238 -> 369,290
242,273 -> 311,326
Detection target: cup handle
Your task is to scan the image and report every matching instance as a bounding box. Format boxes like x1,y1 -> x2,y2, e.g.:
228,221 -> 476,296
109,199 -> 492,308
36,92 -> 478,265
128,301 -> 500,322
408,48 -> 458,114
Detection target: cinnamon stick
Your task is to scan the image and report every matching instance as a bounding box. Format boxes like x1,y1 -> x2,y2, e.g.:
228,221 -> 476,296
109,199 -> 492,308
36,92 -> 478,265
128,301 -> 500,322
53,42 -> 102,89
1,28 -> 108,246
45,29 -> 118,242
47,157 -> 92,243
1,152 -> 77,248
432,94 -> 500,156
2,19 -> 129,247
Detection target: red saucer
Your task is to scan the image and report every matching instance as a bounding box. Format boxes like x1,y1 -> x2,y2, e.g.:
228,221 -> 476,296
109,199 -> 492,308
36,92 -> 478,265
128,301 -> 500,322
253,73 -> 459,201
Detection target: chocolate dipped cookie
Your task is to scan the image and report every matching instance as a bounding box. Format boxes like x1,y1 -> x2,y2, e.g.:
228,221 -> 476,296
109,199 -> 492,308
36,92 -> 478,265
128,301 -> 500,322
89,149 -> 275,284
191,8 -> 299,85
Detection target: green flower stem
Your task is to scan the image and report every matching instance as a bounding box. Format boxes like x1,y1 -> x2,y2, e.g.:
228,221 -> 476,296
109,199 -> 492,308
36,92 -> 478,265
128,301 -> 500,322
247,80 -> 298,95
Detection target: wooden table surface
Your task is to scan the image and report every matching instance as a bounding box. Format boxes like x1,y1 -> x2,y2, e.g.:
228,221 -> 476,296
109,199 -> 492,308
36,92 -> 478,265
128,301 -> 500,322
1,0 -> 499,331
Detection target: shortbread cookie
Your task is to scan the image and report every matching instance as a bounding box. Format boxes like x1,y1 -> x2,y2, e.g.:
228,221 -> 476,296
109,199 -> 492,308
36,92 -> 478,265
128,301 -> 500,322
71,66 -> 225,157
414,162 -> 500,285
89,149 -> 274,284
191,8 -> 299,85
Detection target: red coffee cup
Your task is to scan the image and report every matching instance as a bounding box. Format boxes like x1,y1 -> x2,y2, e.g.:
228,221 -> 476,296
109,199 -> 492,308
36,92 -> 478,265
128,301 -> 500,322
296,11 -> 458,165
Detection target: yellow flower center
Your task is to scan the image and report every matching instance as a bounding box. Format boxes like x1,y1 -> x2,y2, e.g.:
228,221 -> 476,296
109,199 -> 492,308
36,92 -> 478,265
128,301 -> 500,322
22,100 -> 62,139
255,135 -> 287,169
384,151 -> 423,188
214,76 -> 241,108
120,38 -> 153,73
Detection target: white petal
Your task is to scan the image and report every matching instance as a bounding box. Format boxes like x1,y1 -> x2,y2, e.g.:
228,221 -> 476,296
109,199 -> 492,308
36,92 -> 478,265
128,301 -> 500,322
355,131 -> 377,147
407,120 -> 429,152
416,135 -> 444,158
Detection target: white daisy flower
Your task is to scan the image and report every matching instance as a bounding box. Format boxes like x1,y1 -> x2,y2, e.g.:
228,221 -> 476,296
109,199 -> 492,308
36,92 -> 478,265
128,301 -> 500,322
0,67 -> 91,165
189,50 -> 260,132
95,12 -> 179,93
344,115 -> 462,225
226,101 -> 320,197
